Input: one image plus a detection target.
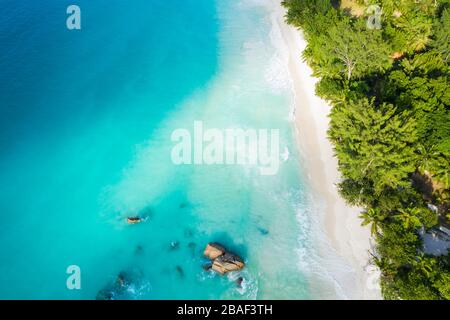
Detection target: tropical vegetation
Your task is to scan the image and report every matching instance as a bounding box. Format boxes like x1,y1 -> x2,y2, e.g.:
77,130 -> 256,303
282,0 -> 450,299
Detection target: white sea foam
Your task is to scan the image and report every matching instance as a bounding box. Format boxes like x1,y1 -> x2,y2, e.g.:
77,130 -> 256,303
281,146 -> 289,162
265,0 -> 380,299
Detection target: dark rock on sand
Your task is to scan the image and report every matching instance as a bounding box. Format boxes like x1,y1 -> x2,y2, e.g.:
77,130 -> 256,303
135,245 -> 144,255
179,202 -> 188,209
175,265 -> 184,278
236,277 -> 244,288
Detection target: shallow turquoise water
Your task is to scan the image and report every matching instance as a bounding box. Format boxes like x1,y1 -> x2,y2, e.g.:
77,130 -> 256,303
0,0 -> 317,299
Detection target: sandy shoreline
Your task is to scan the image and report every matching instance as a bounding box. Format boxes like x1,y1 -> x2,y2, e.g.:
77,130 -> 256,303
271,1 -> 381,299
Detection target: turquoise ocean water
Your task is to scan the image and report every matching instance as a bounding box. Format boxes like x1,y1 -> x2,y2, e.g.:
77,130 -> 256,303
0,0 -> 334,299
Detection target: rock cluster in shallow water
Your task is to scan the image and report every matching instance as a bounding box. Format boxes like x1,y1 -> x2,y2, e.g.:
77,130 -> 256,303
203,242 -> 245,275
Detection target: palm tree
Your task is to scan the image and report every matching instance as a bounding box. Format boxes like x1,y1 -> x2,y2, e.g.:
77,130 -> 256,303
396,14 -> 432,53
372,255 -> 396,278
435,169 -> 449,190
394,208 -> 422,229
360,208 -> 387,235
414,253 -> 436,278
416,144 -> 438,174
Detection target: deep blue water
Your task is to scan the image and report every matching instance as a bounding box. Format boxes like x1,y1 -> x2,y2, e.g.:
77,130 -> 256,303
0,0 -> 220,299
0,0 -> 324,300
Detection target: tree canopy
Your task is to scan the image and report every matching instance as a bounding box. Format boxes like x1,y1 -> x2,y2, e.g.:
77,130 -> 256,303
283,0 -> 450,299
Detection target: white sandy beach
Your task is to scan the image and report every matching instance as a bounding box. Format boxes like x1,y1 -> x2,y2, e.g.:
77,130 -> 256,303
271,0 -> 381,299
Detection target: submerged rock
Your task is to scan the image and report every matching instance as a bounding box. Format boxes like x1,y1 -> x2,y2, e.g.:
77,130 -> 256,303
236,277 -> 244,288
170,241 -> 180,251
96,289 -> 114,300
139,206 -> 153,219
202,263 -> 212,271
179,202 -> 188,209
116,271 -> 131,290
135,245 -> 144,255
175,265 -> 184,278
96,268 -> 144,300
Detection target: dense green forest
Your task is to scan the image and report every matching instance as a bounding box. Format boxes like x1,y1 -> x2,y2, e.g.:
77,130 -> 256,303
282,0 -> 450,299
